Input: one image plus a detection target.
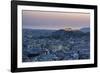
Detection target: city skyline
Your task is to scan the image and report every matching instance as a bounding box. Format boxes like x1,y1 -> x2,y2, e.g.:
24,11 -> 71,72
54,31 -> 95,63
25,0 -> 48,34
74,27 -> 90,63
22,10 -> 90,30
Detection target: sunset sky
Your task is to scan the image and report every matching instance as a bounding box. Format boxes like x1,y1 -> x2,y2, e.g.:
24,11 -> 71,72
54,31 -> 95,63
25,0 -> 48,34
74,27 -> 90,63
22,10 -> 90,30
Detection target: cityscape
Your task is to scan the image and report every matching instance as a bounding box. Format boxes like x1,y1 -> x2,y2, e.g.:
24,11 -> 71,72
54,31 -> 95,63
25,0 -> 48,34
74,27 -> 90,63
22,10 -> 90,62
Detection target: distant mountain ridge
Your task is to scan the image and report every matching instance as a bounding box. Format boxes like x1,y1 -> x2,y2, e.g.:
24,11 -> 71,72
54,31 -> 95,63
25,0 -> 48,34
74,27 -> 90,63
23,29 -> 56,38
80,27 -> 90,33
23,27 -> 90,39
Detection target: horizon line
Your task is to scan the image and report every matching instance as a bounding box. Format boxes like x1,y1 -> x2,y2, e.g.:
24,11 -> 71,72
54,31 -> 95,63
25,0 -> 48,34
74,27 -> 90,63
22,27 -> 90,30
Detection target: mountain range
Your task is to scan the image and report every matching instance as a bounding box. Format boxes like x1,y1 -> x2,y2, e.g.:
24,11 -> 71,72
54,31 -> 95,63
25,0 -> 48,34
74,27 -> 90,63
80,27 -> 90,33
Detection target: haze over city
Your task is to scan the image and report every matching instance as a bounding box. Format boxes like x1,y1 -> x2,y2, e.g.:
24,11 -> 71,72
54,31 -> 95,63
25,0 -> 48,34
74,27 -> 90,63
22,10 -> 90,30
